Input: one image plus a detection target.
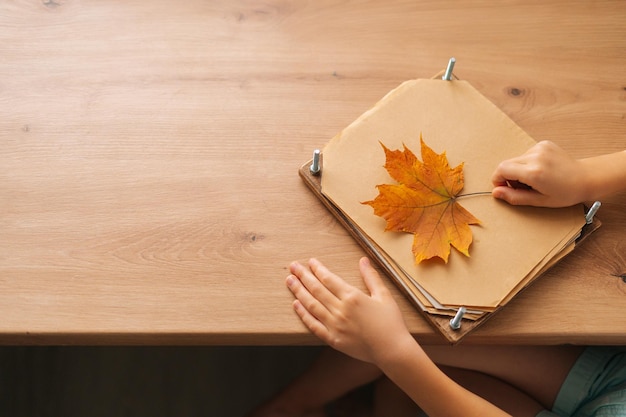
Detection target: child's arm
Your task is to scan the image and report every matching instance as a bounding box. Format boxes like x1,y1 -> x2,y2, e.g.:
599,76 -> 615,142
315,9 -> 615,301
286,257 -> 512,417
492,140 -> 626,207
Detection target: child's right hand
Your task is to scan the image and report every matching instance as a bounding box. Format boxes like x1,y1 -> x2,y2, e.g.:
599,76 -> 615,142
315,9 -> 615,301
491,141 -> 588,208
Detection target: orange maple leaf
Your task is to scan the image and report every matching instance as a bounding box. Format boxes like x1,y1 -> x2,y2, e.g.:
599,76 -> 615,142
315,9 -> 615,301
363,136 -> 480,264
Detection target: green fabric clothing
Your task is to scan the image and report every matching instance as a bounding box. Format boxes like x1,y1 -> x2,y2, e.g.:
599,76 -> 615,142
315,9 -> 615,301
536,347 -> 626,417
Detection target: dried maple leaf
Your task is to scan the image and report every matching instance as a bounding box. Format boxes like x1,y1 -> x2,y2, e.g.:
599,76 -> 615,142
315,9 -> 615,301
363,136 -> 480,264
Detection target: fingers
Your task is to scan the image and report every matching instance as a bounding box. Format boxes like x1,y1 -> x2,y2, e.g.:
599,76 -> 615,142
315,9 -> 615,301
287,261 -> 334,315
491,155 -> 544,206
358,257 -> 389,298
307,258 -> 352,299
290,259 -> 346,303
286,258 -> 366,343
286,273 -> 331,341
286,257 -> 409,363
492,186 -> 547,207
491,141 -> 558,190
491,159 -> 528,187
286,259 -> 348,337
291,298 -> 330,341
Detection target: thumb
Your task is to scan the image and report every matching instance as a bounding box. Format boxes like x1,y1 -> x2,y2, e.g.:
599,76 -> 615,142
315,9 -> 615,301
492,186 -> 546,207
359,257 -> 389,297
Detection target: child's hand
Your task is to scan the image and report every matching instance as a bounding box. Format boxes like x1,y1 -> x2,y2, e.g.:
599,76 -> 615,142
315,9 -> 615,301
491,141 -> 587,207
286,257 -> 414,365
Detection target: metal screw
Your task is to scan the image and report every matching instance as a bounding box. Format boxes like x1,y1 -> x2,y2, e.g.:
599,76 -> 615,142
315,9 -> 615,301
449,306 -> 466,330
585,201 -> 601,224
442,57 -> 456,81
310,149 -> 321,175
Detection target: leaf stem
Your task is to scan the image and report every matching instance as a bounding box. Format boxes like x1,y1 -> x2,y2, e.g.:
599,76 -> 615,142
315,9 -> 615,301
455,191 -> 492,200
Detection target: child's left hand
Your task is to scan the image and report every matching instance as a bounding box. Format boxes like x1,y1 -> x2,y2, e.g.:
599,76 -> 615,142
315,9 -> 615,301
286,257 -> 414,365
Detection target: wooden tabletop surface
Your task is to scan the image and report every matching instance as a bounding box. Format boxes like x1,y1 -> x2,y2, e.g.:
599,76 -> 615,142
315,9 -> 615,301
1,0 -> 625,345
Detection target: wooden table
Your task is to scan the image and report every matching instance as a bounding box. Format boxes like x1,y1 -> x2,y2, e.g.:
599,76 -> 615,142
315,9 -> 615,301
1,1 -> 625,345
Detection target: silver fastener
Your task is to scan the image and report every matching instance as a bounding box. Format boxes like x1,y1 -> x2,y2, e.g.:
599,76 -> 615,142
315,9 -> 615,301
310,149 -> 321,175
442,57 -> 456,81
449,306 -> 466,330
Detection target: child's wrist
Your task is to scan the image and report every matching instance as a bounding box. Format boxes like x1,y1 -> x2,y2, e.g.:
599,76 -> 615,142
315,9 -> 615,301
577,158 -> 600,203
372,333 -> 423,372
578,153 -> 624,202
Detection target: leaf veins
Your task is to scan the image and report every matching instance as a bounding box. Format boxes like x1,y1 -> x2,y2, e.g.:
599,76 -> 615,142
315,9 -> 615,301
363,135 -> 480,264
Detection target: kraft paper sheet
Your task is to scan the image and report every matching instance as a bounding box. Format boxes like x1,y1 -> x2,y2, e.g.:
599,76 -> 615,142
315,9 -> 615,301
320,79 -> 586,311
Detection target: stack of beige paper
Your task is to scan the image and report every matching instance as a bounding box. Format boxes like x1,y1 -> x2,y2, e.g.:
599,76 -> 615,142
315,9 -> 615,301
318,78 -> 587,334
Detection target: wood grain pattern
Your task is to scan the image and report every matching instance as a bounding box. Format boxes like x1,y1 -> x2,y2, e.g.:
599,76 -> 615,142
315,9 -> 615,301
1,0 -> 624,345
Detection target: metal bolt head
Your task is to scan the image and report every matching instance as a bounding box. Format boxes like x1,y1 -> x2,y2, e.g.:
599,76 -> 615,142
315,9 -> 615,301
310,149 -> 321,175
585,201 -> 601,224
442,57 -> 456,81
449,306 -> 466,330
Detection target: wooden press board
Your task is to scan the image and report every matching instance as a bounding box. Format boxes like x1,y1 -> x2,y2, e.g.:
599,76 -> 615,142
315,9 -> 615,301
299,161 -> 601,343
298,68 -> 601,343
